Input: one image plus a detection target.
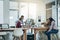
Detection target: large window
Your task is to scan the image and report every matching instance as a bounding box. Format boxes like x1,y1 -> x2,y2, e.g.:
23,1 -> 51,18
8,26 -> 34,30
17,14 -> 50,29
9,1 -> 18,9
9,1 -> 37,26
29,3 -> 37,21
0,1 -> 3,23
52,5 -> 57,26
19,2 -> 28,21
19,2 -> 37,21
9,1 -> 18,26
58,0 -> 60,27
58,7 -> 60,27
9,11 -> 18,26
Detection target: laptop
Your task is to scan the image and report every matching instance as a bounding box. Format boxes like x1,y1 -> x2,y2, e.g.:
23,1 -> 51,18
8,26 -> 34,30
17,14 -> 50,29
2,24 -> 9,29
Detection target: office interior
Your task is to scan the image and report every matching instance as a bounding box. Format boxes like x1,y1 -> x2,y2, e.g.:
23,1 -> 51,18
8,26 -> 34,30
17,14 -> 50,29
0,0 -> 60,40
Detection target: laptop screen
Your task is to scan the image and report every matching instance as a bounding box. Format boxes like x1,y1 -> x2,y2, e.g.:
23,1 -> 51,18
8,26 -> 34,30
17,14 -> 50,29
2,24 -> 9,28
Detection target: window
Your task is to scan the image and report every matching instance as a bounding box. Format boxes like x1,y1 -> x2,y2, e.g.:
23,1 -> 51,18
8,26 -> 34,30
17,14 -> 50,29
0,1 -> 3,23
58,1 -> 60,27
9,1 -> 18,9
19,2 -> 37,21
9,2 -> 37,26
19,2 -> 28,21
58,7 -> 60,27
29,3 -> 37,21
52,5 -> 57,26
9,11 -> 18,26
9,1 -> 18,26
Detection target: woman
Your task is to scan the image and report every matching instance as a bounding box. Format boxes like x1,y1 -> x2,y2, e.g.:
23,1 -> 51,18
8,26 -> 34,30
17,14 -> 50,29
45,17 -> 58,40
16,15 -> 24,28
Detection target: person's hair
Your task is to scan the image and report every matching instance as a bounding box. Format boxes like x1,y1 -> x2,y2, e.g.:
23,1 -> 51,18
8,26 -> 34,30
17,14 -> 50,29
19,15 -> 24,20
21,15 -> 24,17
48,17 -> 55,26
49,17 -> 55,22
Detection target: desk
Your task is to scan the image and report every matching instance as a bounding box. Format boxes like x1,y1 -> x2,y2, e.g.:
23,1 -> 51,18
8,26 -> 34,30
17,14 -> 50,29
23,27 -> 34,40
0,28 -> 15,40
0,28 -> 28,40
0,27 -> 48,40
34,27 -> 48,40
0,28 -> 15,32
23,28 -> 27,40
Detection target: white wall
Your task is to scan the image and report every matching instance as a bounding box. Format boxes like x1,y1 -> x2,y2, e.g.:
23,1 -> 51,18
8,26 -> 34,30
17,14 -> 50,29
0,1 -> 3,24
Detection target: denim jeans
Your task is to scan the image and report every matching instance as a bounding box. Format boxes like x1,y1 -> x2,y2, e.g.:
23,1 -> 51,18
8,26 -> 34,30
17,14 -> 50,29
44,29 -> 58,40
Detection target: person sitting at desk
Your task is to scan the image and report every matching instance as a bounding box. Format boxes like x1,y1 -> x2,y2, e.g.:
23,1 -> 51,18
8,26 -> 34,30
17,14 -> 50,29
44,17 -> 58,40
16,15 -> 24,28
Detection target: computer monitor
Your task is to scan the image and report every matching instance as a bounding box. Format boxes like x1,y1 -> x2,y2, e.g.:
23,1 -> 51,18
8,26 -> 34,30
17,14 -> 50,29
2,24 -> 9,29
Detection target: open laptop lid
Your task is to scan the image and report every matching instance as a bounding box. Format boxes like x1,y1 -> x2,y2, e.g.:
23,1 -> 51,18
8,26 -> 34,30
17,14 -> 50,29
2,24 -> 9,29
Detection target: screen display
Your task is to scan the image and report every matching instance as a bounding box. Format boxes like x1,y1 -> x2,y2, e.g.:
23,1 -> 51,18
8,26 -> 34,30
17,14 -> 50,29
2,24 -> 9,28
